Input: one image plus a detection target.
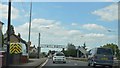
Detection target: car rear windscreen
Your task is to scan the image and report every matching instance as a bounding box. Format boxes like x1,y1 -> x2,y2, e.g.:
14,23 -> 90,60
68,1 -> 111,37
97,48 -> 113,55
56,53 -> 65,56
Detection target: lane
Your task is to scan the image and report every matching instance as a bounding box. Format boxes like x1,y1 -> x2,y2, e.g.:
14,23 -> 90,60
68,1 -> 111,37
41,59 -> 94,68
40,59 -> 112,68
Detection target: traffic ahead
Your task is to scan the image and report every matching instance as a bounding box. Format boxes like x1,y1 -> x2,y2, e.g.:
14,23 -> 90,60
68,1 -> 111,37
39,48 -> 115,68
40,59 -> 108,68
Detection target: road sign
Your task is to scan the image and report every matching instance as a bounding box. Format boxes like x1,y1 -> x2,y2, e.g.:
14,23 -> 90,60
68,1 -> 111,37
10,43 -> 22,54
40,44 -> 66,48
79,47 -> 87,54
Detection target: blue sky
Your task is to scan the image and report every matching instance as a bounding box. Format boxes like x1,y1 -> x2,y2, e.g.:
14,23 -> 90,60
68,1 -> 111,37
1,0 -> 120,2
0,2 -> 118,52
2,2 -> 117,29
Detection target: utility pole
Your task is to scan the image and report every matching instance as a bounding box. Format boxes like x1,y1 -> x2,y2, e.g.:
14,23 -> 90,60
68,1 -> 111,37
38,33 -> 41,58
6,0 -> 11,66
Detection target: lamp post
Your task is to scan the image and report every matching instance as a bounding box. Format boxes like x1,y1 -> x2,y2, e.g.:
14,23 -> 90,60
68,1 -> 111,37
38,33 -> 41,58
77,46 -> 80,58
77,35 -> 85,58
28,1 -> 32,59
0,21 -> 4,68
0,21 -> 4,50
28,2 -> 32,42
6,0 -> 11,66
37,26 -> 50,58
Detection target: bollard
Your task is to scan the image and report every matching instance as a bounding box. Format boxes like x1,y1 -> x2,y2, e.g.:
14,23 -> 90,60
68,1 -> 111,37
0,53 -> 3,68
0,51 -> 5,68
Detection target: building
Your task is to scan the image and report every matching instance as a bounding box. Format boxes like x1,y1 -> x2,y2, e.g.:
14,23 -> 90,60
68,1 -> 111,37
3,25 -> 29,64
29,45 -> 38,58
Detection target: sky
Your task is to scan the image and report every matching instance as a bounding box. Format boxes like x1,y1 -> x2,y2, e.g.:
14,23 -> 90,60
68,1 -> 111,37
0,0 -> 120,2
0,1 -> 119,52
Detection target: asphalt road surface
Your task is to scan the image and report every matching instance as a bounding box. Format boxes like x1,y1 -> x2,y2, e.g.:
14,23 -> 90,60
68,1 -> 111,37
40,59 -> 110,68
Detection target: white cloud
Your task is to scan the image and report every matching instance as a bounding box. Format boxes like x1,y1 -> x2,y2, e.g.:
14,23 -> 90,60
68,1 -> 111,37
13,18 -> 82,45
92,3 -> 118,21
82,24 -> 106,31
71,23 -> 78,26
68,30 -> 81,35
85,33 -> 105,37
0,3 -> 19,20
2,18 -> 116,51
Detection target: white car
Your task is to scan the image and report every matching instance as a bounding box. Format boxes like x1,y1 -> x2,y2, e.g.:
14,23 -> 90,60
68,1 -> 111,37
53,52 -> 66,63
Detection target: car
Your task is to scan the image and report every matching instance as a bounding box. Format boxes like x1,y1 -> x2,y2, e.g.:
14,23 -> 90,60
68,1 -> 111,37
52,52 -> 66,63
88,48 -> 113,68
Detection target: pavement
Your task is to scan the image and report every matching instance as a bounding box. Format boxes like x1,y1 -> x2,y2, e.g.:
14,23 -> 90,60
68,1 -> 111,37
40,59 -> 120,68
4,58 -> 47,68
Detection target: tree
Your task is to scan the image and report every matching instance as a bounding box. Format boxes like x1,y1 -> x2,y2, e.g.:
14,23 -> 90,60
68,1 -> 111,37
62,48 -> 65,52
7,25 -> 15,35
82,42 -> 87,51
41,52 -> 47,57
48,50 -> 52,55
47,50 -> 56,56
67,43 -> 76,50
63,43 -> 77,57
101,43 -> 120,60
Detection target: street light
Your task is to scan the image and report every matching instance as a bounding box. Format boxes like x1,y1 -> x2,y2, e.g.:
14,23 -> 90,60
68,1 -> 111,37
27,1 -> 32,59
6,0 -> 12,66
0,21 -> 4,50
107,29 -> 117,58
77,46 -> 80,58
38,33 -> 41,58
37,26 -> 50,58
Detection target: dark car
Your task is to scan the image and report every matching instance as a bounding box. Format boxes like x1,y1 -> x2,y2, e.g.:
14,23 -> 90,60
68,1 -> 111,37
88,48 -> 113,68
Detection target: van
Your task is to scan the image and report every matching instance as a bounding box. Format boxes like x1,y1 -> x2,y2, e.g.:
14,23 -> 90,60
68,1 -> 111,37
88,48 -> 113,67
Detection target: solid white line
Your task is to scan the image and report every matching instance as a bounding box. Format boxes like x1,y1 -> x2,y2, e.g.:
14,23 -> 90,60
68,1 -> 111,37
41,59 -> 49,68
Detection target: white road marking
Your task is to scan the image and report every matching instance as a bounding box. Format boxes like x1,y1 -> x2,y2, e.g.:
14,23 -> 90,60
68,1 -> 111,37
41,59 -> 49,67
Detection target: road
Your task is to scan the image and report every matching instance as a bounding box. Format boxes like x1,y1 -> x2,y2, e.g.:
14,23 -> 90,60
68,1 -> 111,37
40,59 -> 108,68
